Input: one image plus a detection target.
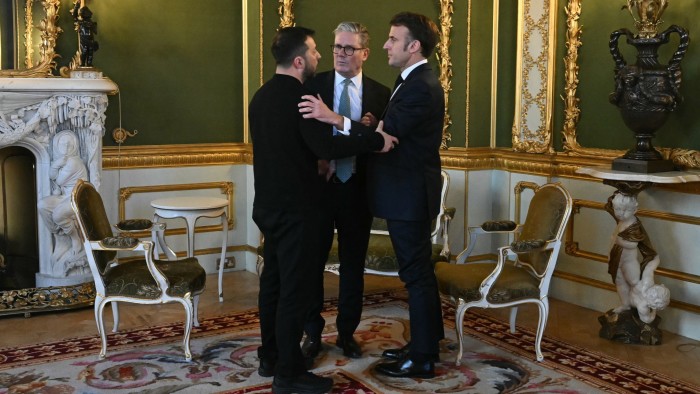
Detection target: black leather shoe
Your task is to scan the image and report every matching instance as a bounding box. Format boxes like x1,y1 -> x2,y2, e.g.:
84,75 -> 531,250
336,335 -> 362,358
382,343 -> 439,362
272,371 -> 333,394
382,343 -> 410,360
258,357 -> 276,377
301,336 -> 322,359
374,357 -> 435,379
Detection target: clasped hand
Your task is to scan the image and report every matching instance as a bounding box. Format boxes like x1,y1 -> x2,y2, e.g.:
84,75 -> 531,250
299,94 -> 398,153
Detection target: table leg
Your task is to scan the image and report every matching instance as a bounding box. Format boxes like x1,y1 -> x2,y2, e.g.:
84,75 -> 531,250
186,217 -> 197,258
218,213 -> 228,302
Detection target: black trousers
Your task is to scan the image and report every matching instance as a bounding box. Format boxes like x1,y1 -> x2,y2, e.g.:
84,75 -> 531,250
305,175 -> 373,339
387,218 -> 444,358
254,207 -> 322,377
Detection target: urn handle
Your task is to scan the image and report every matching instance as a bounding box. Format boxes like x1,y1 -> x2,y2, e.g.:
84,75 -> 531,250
657,24 -> 690,73
609,28 -> 635,73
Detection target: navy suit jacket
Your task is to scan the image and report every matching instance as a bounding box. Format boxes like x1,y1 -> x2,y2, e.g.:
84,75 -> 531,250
363,64 -> 445,221
305,71 -> 391,183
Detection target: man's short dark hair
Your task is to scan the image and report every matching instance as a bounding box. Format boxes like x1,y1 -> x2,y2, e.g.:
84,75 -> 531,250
390,12 -> 440,58
271,26 -> 315,67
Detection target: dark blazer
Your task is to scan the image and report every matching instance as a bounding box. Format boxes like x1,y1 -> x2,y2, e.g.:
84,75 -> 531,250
249,74 -> 385,211
365,64 -> 445,221
305,70 -> 391,183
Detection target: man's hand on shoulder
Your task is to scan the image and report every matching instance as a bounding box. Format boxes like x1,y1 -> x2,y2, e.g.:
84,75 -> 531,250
299,94 -> 344,129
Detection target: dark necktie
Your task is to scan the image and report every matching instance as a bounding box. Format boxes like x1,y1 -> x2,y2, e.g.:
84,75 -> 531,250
390,75 -> 404,100
335,79 -> 353,183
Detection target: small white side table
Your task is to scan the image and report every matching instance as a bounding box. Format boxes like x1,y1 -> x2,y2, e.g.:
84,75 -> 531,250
151,196 -> 229,302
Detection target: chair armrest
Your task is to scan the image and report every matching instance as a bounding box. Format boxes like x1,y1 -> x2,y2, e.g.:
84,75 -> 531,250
114,219 -> 156,232
455,224 -> 523,264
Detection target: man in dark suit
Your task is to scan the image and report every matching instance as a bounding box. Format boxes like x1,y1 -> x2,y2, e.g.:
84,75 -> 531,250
299,12 -> 445,379
301,21 -> 391,363
249,26 -> 397,394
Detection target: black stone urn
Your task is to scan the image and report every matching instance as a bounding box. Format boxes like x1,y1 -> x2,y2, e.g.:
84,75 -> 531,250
608,25 -> 689,173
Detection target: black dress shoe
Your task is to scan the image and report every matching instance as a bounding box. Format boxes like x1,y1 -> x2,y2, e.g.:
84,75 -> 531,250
336,335 -> 362,358
374,357 -> 435,379
258,357 -> 276,377
301,336 -> 322,359
272,371 -> 333,394
382,342 -> 439,362
382,343 -> 410,360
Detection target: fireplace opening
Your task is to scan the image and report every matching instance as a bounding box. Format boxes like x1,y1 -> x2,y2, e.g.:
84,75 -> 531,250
0,146 -> 39,290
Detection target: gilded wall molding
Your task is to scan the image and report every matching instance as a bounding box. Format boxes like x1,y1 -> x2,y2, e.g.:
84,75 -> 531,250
512,0 -> 557,154
278,0 -> 294,28
465,0 -> 472,148
437,0 -> 454,149
118,181 -> 234,239
103,143 -> 252,169
560,0 -> 700,168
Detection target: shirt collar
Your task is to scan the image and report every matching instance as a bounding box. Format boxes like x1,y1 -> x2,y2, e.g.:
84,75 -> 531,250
334,71 -> 363,90
400,59 -> 428,81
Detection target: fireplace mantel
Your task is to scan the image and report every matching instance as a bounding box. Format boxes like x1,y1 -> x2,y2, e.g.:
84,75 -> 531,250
0,76 -> 117,304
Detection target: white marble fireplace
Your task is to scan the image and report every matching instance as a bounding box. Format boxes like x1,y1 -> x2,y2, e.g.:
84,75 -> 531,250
0,76 -> 118,287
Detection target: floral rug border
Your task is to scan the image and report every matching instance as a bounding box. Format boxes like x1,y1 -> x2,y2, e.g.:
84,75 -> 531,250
0,289 -> 697,394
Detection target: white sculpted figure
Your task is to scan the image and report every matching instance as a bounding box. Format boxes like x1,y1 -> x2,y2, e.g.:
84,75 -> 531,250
37,131 -> 89,277
605,192 -> 670,323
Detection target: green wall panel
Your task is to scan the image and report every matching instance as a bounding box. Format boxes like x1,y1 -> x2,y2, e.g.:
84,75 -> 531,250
54,0 -> 243,146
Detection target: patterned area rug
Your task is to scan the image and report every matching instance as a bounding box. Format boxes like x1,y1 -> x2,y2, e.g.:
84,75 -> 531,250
0,290 -> 697,393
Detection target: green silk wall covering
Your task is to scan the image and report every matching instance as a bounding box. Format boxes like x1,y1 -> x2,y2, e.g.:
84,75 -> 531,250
54,0 -> 244,146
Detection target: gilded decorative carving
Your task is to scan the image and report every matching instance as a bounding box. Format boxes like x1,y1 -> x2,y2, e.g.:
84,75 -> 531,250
561,0 -> 700,168
512,0 -> 556,154
103,143 -> 253,169
278,0 -> 294,28
0,0 -> 62,77
0,282 -> 94,316
437,0 -> 454,149
465,0 -> 472,147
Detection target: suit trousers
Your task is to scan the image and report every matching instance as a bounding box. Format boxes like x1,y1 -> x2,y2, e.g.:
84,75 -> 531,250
253,207 -> 322,377
306,175 -> 372,338
386,218 -> 444,358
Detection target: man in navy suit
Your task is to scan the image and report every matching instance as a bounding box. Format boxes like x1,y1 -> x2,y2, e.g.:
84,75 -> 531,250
299,12 -> 445,378
301,22 -> 391,363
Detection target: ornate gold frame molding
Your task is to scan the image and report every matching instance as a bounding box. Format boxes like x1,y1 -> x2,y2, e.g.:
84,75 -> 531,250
560,0 -> 700,168
512,0 -> 558,153
103,143 -> 252,170
274,0 -> 454,148
0,0 -> 61,77
118,181 -> 234,240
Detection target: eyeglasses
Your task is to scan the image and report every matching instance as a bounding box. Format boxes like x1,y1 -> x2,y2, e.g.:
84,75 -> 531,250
330,44 -> 365,56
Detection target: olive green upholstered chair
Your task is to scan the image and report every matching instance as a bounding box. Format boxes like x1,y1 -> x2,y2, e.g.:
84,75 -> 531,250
71,179 -> 206,361
435,182 -> 572,363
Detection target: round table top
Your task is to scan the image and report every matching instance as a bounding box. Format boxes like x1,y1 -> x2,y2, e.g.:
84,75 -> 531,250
151,196 -> 228,210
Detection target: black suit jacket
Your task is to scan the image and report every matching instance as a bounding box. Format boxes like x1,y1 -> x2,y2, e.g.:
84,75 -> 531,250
364,63 -> 445,221
305,71 -> 391,183
249,74 -> 385,211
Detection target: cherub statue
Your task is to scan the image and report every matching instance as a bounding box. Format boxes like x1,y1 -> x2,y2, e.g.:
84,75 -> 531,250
605,192 -> 670,323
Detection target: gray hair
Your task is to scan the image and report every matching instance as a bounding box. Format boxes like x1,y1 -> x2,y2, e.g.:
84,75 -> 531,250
333,21 -> 370,48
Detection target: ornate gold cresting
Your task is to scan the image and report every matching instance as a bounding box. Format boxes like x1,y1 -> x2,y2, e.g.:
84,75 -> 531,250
278,0 -> 295,28
437,0 -> 454,150
624,0 -> 668,38
0,0 -> 61,77
561,0 -> 700,168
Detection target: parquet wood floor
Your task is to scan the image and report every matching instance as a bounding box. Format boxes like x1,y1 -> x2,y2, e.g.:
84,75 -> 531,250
1,271 -> 698,386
